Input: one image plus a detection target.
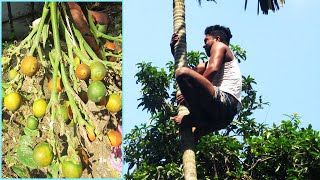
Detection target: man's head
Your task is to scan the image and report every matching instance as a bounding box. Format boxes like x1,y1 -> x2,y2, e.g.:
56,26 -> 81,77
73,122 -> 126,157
203,25 -> 232,56
205,25 -> 232,45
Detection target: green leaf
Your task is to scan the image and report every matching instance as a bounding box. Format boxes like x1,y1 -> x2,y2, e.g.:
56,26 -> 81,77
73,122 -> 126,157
2,82 -> 10,90
49,161 -> 59,178
266,131 -> 271,139
5,153 -> 16,167
18,135 -> 33,147
46,173 -> 52,178
23,127 -> 39,137
17,145 -> 37,169
11,164 -> 29,178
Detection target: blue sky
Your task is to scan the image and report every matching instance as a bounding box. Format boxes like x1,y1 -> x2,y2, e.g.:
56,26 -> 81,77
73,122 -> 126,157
122,0 -> 319,172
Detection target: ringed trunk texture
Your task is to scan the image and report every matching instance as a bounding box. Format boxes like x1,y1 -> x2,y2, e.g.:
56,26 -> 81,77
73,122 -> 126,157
173,0 -> 197,179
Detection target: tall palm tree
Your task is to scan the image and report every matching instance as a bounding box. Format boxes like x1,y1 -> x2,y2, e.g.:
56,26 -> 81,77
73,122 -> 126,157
173,0 -> 197,179
172,0 -> 285,179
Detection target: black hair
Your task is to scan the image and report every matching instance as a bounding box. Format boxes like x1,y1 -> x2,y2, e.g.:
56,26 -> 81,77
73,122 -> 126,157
204,25 -> 232,45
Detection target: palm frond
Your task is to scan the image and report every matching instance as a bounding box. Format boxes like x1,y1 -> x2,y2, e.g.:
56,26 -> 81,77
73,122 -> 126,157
198,0 -> 217,6
257,0 -> 285,15
199,0 -> 285,15
245,0 -> 248,10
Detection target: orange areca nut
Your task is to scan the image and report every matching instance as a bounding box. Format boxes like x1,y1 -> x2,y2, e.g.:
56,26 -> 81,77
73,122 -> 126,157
48,77 -> 63,92
106,130 -> 122,147
21,56 -> 39,77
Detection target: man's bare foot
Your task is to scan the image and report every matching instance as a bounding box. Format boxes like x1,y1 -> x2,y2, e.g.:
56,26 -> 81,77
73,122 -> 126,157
172,115 -> 184,124
171,114 -> 194,127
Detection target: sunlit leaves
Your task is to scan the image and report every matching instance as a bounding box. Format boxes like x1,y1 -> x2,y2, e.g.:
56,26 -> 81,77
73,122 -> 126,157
135,62 -> 171,115
230,44 -> 247,63
247,114 -> 320,179
196,135 -> 243,179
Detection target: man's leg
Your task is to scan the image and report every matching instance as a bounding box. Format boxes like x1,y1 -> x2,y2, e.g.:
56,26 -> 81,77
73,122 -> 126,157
175,67 -> 216,126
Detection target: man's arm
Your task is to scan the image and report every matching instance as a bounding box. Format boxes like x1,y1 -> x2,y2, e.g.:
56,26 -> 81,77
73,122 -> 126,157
170,33 -> 179,56
202,42 -> 226,81
193,63 -> 206,75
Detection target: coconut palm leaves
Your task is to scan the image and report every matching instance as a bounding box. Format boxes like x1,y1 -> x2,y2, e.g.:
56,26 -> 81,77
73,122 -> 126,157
199,0 -> 285,15
246,0 -> 285,14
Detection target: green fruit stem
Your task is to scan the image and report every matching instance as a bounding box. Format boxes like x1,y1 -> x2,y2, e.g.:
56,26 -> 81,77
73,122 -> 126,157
58,12 -> 79,89
61,5 -> 100,62
99,39 -> 108,61
64,34 -> 78,89
72,47 -> 120,71
2,3 -> 48,68
60,57 -> 99,138
60,62 -> 92,129
3,21 -> 36,60
85,8 -> 122,42
73,26 -> 100,60
104,51 -> 122,59
36,46 -> 47,68
73,25 -> 122,60
50,2 -> 62,103
49,2 -> 62,157
65,132 -> 77,155
61,2 -> 79,50
59,7 -> 121,71
28,2 -> 50,56
72,25 -> 87,54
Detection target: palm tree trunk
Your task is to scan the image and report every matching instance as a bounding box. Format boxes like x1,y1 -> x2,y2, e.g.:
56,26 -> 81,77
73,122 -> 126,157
173,0 -> 197,179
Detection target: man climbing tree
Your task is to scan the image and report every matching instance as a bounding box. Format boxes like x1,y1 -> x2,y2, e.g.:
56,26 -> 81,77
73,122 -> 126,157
171,25 -> 242,141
